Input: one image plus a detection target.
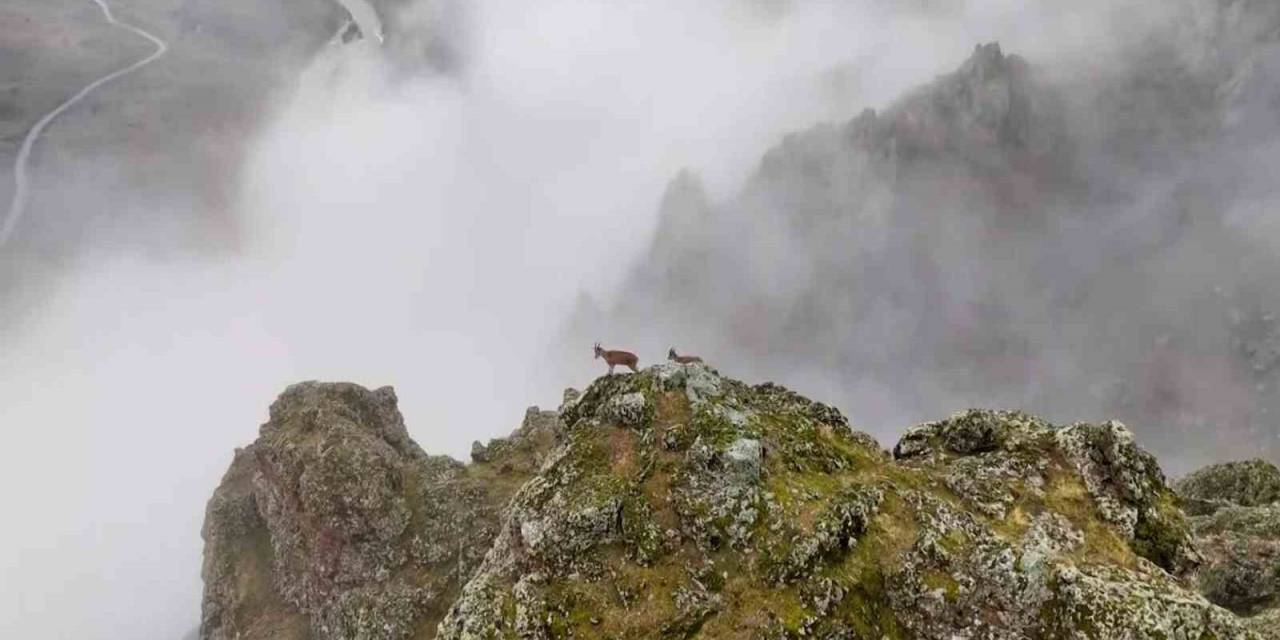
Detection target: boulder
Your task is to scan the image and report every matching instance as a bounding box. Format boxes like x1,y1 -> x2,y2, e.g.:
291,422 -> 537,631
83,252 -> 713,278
1177,458 -> 1280,623
1175,459 -> 1280,514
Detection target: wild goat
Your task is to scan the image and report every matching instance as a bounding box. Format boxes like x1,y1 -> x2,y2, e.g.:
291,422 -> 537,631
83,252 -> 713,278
667,348 -> 703,365
594,342 -> 639,374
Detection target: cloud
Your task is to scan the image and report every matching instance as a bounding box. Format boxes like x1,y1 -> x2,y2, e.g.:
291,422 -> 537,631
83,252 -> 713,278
2,1 -> 1261,638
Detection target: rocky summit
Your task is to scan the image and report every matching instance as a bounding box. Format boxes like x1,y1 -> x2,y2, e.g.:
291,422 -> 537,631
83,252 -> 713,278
199,365 -> 1277,639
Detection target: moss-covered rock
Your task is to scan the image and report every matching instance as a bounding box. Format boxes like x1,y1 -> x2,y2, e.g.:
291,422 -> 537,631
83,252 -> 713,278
1245,607 -> 1280,640
431,367 -> 1254,639
1176,459 -> 1280,623
1176,459 -> 1280,515
200,447 -> 310,640
205,371 -> 1261,639
895,410 -> 1201,576
200,382 -> 559,640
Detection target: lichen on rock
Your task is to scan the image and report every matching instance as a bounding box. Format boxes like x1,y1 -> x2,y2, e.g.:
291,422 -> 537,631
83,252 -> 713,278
894,409 -> 1201,576
1176,459 -> 1280,515
1176,458 -> 1280,629
1055,420 -> 1202,575
203,372 -> 1262,639
200,382 -> 557,640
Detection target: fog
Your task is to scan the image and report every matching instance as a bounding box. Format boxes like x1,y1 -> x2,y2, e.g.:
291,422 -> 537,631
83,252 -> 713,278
559,0 -> 1280,474
0,0 -> 1274,638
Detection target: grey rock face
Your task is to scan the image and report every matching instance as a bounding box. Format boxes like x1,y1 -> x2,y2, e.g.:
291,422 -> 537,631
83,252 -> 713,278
601,391 -> 650,428
723,437 -> 763,481
896,410 -> 1201,576
200,382 -> 556,640
1055,421 -> 1203,576
1195,505 -> 1280,615
1177,458 -> 1280,626
1246,607 -> 1280,639
200,443 -> 309,640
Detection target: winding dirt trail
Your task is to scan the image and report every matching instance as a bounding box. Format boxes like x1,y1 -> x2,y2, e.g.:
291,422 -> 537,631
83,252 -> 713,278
1,0 -> 169,248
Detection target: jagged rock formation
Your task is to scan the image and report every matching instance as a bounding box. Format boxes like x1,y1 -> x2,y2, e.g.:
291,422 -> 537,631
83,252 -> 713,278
1175,459 -> 1280,637
200,382 -> 561,640
202,368 -> 1261,639
571,0 -> 1280,467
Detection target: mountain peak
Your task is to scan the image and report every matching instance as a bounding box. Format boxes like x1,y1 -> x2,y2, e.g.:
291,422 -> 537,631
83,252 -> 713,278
201,366 -> 1261,639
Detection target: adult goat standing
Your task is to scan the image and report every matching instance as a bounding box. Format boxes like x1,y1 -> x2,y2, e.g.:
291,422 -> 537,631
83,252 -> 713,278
594,342 -> 639,374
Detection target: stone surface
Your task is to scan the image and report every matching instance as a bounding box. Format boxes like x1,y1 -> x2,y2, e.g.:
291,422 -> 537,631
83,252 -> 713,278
202,366 -> 1263,639
1176,458 -> 1280,625
200,382 -> 560,640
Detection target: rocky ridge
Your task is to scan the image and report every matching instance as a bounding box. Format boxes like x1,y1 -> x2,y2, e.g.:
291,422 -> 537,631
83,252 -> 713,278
201,365 -> 1265,639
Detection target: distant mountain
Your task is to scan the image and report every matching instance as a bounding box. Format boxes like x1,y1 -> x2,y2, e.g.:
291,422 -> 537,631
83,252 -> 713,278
567,0 -> 1280,470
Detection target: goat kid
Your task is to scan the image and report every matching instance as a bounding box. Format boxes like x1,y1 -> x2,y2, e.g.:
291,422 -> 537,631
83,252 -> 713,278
667,348 -> 704,365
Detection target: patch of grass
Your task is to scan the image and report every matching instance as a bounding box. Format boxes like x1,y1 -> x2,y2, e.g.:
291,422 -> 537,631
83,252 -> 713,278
1032,467 -> 1136,568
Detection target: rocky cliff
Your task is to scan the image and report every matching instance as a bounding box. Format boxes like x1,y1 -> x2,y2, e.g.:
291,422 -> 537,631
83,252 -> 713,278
200,383 -> 559,640
201,366 -> 1270,639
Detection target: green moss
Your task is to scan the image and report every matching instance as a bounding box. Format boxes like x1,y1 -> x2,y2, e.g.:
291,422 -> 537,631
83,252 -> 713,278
817,510 -> 914,639
921,570 -> 961,601
1030,465 -> 1136,568
758,483 -> 884,584
1132,493 -> 1194,573
232,518 -> 295,626
689,406 -> 740,447
621,493 -> 666,565
544,584 -> 604,637
759,588 -> 810,631
936,528 -> 969,555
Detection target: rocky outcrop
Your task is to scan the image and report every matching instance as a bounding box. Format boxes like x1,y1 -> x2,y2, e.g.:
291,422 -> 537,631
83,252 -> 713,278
895,410 -> 1201,575
1176,458 -> 1280,635
200,382 -> 562,640
1176,459 -> 1280,514
204,368 -> 1264,638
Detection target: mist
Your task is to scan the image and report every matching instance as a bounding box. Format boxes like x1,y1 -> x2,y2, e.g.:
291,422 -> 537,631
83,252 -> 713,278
1,0 -> 1274,638
562,0 -> 1280,475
